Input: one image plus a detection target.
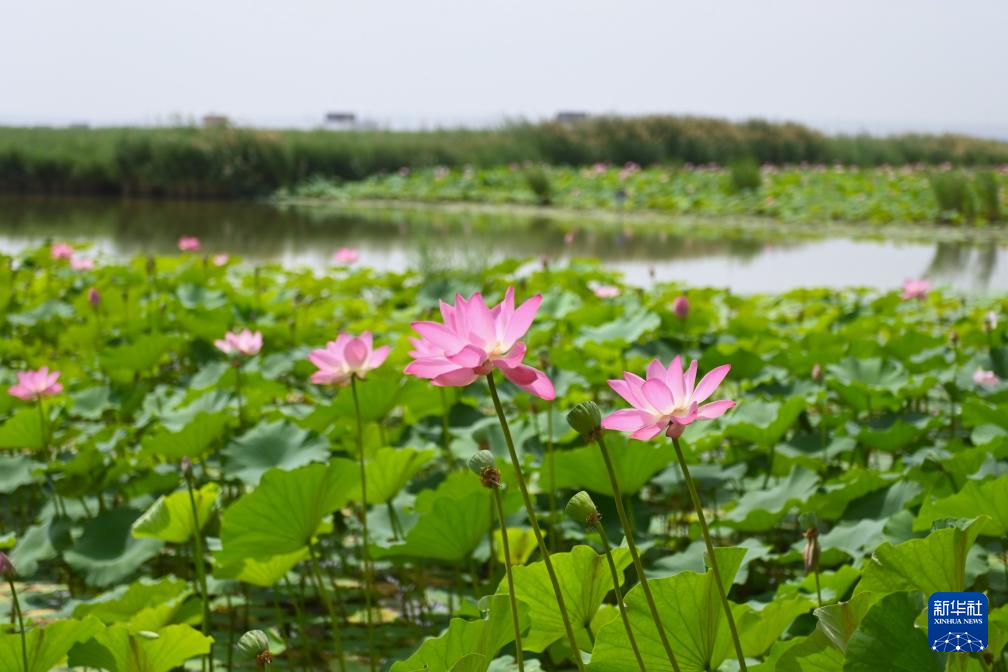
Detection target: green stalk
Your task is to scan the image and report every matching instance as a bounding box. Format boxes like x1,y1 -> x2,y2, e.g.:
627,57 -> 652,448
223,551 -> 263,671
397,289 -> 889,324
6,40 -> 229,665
439,387 -> 455,468
547,400 -> 557,551
672,437 -> 747,672
350,376 -> 377,672
485,374 -> 586,672
233,361 -> 246,429
593,522 -> 645,671
307,542 -> 346,672
7,578 -> 28,672
593,432 -> 681,672
183,471 -> 214,672
491,486 -> 525,672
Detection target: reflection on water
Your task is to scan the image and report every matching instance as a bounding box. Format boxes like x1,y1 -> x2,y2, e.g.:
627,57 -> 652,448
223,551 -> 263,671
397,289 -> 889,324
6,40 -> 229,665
0,196 -> 1005,294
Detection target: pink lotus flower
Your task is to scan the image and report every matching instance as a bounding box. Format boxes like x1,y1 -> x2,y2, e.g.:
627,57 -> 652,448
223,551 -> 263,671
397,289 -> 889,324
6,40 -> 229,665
178,236 -> 201,252
404,287 -> 555,400
331,247 -> 359,265
973,369 -> 999,387
70,257 -> 95,271
672,295 -> 689,319
9,367 -> 63,401
308,332 -> 390,386
592,284 -> 620,298
212,254 -> 230,266
901,278 -> 931,300
602,356 -> 735,440
51,243 -> 74,260
214,330 -> 263,357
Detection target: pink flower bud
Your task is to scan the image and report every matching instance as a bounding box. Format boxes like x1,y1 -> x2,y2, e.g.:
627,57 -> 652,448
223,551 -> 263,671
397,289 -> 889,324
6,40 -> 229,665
87,287 -> 101,307
672,295 -> 690,320
0,552 -> 14,580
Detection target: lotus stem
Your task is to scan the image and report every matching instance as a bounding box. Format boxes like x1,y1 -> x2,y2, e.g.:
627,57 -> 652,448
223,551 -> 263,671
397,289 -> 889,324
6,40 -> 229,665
672,437 -> 747,672
439,387 -> 455,469
7,578 -> 28,672
593,521 -> 645,671
183,470 -> 214,672
233,361 -> 245,429
485,374 -> 586,672
491,485 -> 525,672
594,431 -> 681,672
350,375 -> 377,672
547,399 -> 557,550
307,541 -> 346,672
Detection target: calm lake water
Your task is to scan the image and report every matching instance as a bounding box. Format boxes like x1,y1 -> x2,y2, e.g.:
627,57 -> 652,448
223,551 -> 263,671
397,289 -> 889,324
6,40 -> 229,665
1,196 -> 1006,294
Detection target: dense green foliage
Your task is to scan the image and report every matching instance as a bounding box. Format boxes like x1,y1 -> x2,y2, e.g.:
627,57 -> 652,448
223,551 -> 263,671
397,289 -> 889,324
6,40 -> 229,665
1,247 -> 1007,670
290,164 -> 1008,225
2,116 -> 1008,197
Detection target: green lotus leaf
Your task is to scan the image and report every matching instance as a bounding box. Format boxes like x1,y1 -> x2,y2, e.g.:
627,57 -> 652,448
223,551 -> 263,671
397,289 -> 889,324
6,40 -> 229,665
723,396 -> 806,446
390,594 -> 528,672
220,419 -> 330,485
0,454 -> 43,493
552,435 -> 676,496
139,412 -> 230,463
63,509 -> 165,587
856,516 -> 987,597
590,546 -> 746,671
0,616 -> 104,672
68,623 -> 213,672
214,548 -> 309,587
363,446 -> 437,504
843,591 -> 941,672
131,483 -> 219,543
218,459 -> 359,563
914,475 -> 1008,537
0,408 -> 45,451
72,577 -> 191,631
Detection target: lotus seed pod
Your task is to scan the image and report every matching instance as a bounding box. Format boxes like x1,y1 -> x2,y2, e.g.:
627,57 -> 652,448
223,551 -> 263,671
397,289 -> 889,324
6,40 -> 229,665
798,512 -> 818,531
566,490 -> 601,526
236,629 -> 272,663
566,401 -> 602,438
0,552 -> 15,580
468,451 -> 500,488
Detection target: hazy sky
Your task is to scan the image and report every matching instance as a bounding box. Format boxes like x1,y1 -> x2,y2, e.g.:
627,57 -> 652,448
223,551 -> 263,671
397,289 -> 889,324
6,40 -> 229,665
3,0 -> 1005,136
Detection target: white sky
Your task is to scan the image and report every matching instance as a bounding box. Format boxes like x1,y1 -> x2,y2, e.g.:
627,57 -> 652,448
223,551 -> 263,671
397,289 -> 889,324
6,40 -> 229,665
2,0 -> 1005,136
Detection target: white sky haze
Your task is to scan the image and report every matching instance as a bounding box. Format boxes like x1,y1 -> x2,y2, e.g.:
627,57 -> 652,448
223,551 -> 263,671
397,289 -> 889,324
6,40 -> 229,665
2,0 -> 1005,137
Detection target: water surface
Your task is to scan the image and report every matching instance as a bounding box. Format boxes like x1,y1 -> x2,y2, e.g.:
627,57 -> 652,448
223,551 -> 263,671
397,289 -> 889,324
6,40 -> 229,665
0,196 -> 1005,294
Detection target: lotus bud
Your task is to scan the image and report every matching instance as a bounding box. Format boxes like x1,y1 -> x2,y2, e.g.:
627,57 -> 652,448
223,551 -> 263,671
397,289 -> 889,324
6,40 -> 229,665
566,401 -> 602,439
0,552 -> 15,580
566,490 -> 601,526
803,528 -> 821,574
985,310 -> 998,332
467,451 -> 500,488
672,294 -> 690,320
811,363 -> 822,381
180,456 -> 192,476
87,287 -> 101,308
235,629 -> 273,666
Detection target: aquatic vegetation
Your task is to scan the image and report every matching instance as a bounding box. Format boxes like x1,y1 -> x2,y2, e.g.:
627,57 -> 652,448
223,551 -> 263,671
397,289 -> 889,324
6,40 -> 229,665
290,163 -> 1008,226
0,246 -> 1006,671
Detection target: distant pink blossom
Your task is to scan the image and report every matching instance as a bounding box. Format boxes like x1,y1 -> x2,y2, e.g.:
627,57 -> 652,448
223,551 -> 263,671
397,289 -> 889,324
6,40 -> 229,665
51,243 -> 74,260
973,369 -> 999,387
592,284 -> 620,299
214,329 -> 263,357
563,231 -> 575,245
70,257 -> 95,271
212,254 -> 230,266
331,247 -> 359,265
308,332 -> 390,386
672,295 -> 689,320
87,287 -> 101,307
602,356 -> 735,440
901,278 -> 931,300
405,287 -> 554,400
9,367 -> 63,401
178,236 -> 201,252
985,311 -> 998,331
